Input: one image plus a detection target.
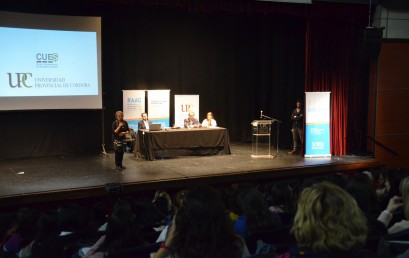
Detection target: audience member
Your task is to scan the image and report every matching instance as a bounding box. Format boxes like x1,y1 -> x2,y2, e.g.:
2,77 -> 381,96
268,182 -> 296,225
156,190 -> 187,243
279,181 -> 370,258
219,183 -> 255,224
346,173 -> 381,217
0,212 -> 16,248
234,188 -> 281,238
346,173 -> 387,250
2,208 -> 39,256
18,211 -> 60,258
89,202 -> 108,232
377,176 -> 409,234
83,200 -> 146,258
152,190 -> 173,221
134,199 -> 167,233
57,203 -> 88,236
5,169 -> 409,258
153,186 -> 250,258
221,187 -> 241,222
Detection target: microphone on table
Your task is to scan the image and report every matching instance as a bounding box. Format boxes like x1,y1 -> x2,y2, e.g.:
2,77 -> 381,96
260,110 -> 263,119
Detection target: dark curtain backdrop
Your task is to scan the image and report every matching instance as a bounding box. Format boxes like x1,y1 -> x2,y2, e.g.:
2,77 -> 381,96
0,1 -> 368,159
102,7 -> 306,148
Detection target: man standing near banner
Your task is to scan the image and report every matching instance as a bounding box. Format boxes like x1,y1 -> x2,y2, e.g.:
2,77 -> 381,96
112,111 -> 129,171
138,112 -> 152,130
184,111 -> 201,128
289,100 -> 304,154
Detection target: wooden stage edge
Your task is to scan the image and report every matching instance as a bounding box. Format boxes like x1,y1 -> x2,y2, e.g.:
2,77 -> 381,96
0,150 -> 381,208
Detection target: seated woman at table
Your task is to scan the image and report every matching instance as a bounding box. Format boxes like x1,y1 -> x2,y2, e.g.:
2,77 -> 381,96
202,112 -> 217,128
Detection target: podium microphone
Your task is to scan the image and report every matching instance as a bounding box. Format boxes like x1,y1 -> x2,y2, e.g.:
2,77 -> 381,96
260,110 -> 263,119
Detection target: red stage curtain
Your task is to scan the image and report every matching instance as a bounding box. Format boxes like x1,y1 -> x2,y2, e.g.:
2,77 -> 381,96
304,18 -> 367,155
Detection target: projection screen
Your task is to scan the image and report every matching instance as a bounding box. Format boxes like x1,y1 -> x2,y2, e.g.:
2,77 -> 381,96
0,11 -> 102,110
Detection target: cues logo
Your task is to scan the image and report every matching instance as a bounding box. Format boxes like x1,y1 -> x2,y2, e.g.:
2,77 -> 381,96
7,73 -> 33,88
36,53 -> 59,68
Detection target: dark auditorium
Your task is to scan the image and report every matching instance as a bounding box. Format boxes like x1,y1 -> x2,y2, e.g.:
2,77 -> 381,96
1,0 -> 409,257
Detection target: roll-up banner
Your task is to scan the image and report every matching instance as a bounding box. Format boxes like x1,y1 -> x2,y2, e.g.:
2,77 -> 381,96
122,90 -> 146,130
305,92 -> 331,157
174,95 -> 199,127
147,90 -> 170,127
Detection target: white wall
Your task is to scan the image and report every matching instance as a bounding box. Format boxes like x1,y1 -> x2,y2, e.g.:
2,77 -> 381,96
373,6 -> 409,39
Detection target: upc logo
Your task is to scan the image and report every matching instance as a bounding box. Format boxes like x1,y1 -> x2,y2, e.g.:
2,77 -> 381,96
181,105 -> 192,112
7,73 -> 32,88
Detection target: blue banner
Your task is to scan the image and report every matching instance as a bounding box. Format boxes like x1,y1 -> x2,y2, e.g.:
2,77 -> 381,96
127,119 -> 141,131
305,123 -> 331,156
150,119 -> 170,128
305,92 -> 331,157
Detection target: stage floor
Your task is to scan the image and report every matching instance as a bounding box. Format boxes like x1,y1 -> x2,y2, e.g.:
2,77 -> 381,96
0,143 -> 379,207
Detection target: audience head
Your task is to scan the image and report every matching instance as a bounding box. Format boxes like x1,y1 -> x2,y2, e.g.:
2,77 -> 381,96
30,211 -> 60,258
173,190 -> 187,212
152,190 -> 172,216
99,204 -> 145,253
57,203 -> 87,233
386,168 -> 409,197
346,173 -> 379,214
172,186 -> 243,258
229,183 -> 255,215
269,182 -> 296,213
134,199 -> 167,229
12,208 -> 39,239
237,188 -> 280,233
90,201 -> 108,229
34,211 -> 59,241
0,212 -> 16,240
400,176 -> 409,219
291,181 -> 367,253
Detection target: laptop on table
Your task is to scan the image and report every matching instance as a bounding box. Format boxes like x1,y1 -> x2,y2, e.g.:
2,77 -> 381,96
149,124 -> 161,131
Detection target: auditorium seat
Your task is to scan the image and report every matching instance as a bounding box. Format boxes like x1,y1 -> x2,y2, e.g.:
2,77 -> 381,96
57,230 -> 104,258
141,230 -> 161,243
246,225 -> 296,255
105,242 -> 160,258
378,228 -> 409,257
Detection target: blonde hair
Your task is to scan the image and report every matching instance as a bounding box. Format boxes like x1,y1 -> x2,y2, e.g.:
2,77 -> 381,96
400,176 -> 409,219
291,181 -> 367,253
115,111 -> 123,119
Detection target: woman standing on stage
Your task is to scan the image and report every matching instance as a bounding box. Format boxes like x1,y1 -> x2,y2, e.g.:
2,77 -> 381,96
112,111 -> 129,171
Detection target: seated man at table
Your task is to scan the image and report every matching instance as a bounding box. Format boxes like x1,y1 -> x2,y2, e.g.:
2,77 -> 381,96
138,112 -> 152,130
184,111 -> 201,128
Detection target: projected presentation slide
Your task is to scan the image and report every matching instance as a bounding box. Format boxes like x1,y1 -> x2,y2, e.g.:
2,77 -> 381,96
0,27 -> 98,97
0,11 -> 102,110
